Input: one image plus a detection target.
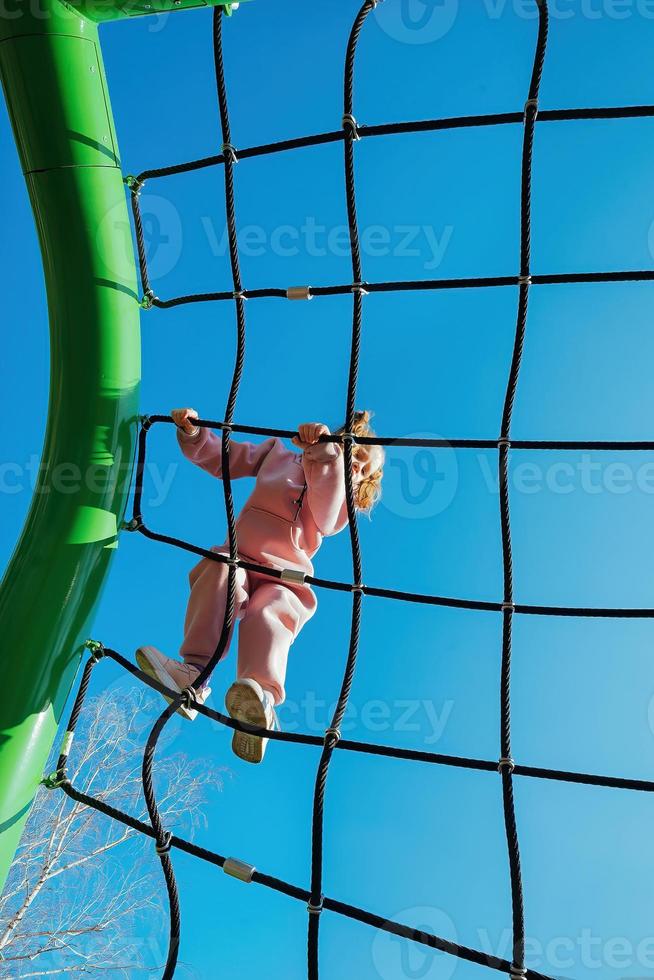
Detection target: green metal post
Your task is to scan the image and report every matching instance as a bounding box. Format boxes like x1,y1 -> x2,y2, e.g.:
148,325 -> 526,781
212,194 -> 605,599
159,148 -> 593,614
0,0 -> 242,893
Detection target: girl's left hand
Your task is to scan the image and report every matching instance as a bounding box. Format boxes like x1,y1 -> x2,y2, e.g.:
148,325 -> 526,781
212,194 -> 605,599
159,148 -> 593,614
292,422 -> 330,451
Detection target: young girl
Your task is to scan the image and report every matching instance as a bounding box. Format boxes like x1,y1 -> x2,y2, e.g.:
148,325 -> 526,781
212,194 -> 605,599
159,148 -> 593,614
136,408 -> 384,763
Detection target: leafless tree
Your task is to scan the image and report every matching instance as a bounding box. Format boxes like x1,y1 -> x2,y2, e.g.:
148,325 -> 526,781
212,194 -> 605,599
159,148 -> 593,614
0,684 -> 224,978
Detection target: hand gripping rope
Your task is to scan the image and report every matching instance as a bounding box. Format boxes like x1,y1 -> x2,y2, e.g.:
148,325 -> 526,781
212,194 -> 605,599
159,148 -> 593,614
44,2 -> 654,979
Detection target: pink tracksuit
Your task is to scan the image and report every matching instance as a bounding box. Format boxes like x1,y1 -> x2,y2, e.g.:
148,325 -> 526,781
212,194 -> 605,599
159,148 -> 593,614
176,426 -> 349,704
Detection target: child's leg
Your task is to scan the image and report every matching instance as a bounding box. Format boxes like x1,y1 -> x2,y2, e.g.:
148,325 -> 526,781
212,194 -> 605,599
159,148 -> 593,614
180,549 -> 249,671
236,578 -> 317,704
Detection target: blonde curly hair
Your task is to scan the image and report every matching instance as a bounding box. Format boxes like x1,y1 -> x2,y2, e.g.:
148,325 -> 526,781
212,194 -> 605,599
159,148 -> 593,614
336,410 -> 384,514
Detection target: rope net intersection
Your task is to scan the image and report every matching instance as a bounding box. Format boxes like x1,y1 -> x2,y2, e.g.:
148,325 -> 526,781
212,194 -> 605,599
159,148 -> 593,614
44,2 -> 654,978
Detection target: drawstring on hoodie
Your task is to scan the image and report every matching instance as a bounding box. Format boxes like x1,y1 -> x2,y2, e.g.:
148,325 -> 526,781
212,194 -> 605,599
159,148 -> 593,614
293,482 -> 308,521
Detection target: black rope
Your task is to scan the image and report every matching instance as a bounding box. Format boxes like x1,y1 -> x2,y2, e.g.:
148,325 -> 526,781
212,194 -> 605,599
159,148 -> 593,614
131,270 -> 654,313
143,411 -> 654,452
136,9 -> 249,977
57,777 -> 554,979
42,1 -> 654,978
131,417 -> 654,620
496,6 -> 549,976
130,104 -> 654,184
50,642 -> 654,980
307,5 -> 373,975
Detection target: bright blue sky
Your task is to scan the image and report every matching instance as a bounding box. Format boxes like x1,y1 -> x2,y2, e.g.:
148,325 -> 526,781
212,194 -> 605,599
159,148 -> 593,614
3,1 -> 654,977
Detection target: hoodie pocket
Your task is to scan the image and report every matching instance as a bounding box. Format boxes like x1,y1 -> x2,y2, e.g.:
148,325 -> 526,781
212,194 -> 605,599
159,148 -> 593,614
236,506 -> 305,563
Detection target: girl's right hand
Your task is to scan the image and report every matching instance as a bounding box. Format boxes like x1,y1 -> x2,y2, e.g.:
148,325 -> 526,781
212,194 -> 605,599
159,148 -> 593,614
171,407 -> 200,436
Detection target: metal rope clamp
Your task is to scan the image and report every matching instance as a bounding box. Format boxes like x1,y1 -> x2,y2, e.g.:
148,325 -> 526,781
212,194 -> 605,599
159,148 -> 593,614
324,726 -> 341,747
223,857 -> 256,883
155,831 -> 173,856
287,286 -> 313,301
122,516 -> 143,533
125,174 -> 144,196
307,895 -> 324,915
351,282 -> 369,296
42,769 -> 70,791
498,757 -> 516,774
85,639 -> 105,663
222,142 -> 239,164
140,290 -> 157,310
180,687 -> 198,711
511,966 -> 528,980
342,113 -> 361,140
524,97 -> 538,121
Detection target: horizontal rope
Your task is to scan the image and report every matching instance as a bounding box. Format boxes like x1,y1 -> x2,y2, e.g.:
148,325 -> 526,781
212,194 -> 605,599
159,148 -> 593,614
89,648 -> 654,793
145,269 -> 654,310
134,103 -> 654,183
149,413 -> 654,451
58,778 -> 553,980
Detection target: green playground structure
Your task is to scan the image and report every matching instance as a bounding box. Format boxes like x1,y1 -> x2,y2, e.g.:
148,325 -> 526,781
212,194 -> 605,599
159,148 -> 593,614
0,0 -> 245,893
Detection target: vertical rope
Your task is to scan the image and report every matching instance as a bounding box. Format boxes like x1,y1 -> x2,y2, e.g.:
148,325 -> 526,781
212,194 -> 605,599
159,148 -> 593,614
498,5 -> 549,978
138,9 -> 248,977
307,3 -> 375,977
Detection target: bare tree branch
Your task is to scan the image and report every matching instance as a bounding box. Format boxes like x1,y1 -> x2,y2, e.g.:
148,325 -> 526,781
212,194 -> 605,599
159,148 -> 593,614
0,684 -> 223,979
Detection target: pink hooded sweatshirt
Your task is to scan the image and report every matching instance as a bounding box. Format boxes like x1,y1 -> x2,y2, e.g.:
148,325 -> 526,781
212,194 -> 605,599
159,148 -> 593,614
177,427 -> 349,575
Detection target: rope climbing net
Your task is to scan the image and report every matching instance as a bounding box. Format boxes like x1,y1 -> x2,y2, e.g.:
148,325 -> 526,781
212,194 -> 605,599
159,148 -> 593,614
42,2 -> 654,978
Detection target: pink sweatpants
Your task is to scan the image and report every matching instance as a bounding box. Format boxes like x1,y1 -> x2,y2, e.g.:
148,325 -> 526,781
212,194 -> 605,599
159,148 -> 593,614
179,548 -> 317,705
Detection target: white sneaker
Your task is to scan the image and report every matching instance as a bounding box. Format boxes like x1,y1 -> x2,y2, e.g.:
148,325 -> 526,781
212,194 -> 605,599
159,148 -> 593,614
135,646 -> 211,721
225,678 -> 279,764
